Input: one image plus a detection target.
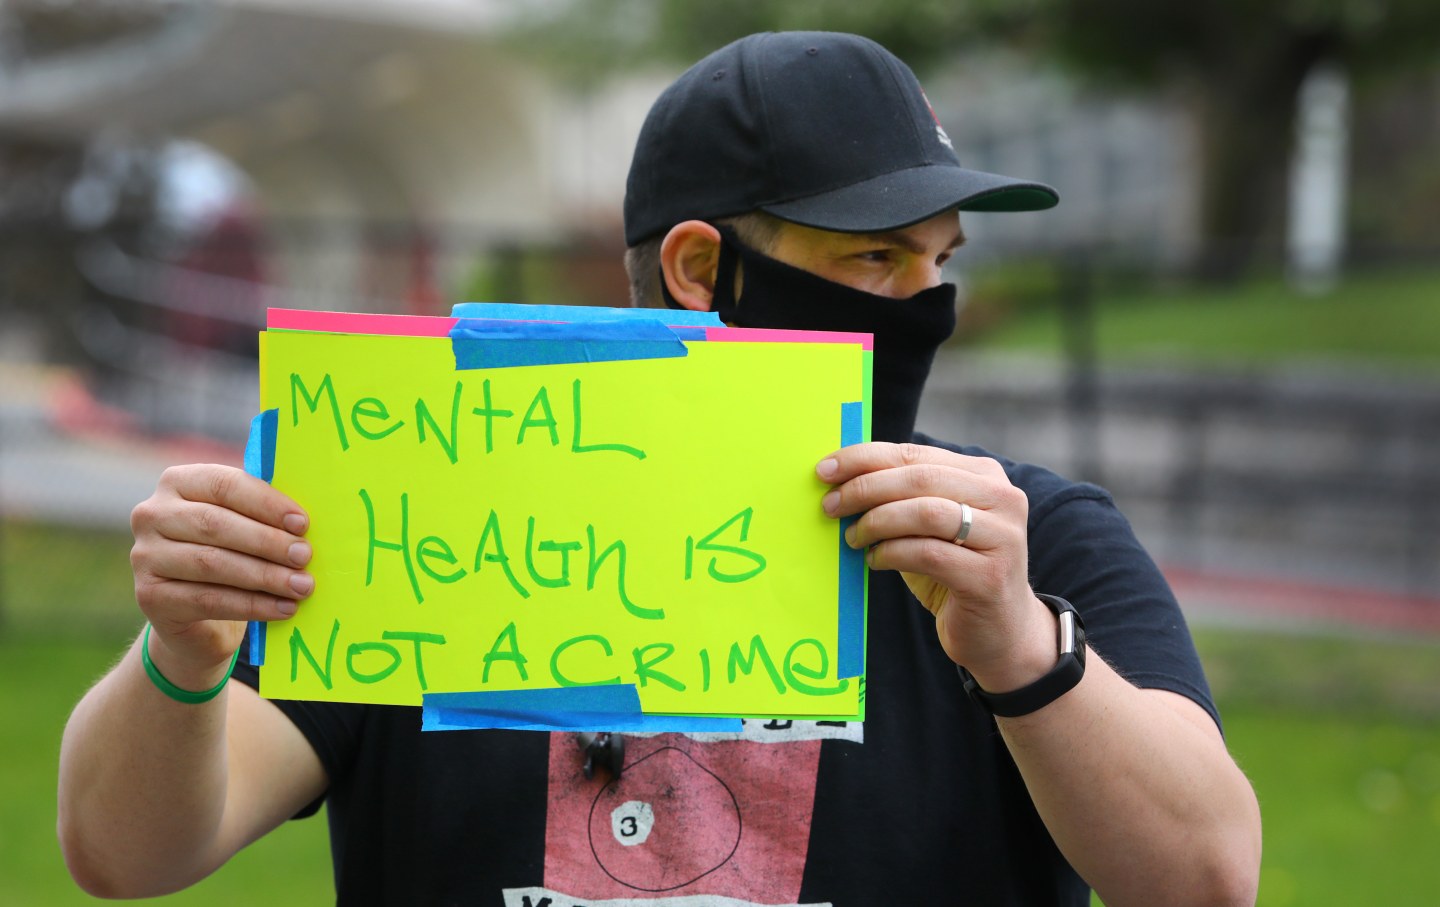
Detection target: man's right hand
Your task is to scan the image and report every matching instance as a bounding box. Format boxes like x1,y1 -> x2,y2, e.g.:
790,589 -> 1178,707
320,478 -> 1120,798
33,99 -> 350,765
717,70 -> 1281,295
129,464 -> 313,687
61,463 -> 328,898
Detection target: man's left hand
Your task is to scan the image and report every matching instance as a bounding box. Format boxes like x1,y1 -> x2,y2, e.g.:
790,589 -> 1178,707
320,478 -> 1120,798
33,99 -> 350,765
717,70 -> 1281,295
818,442 -> 1056,690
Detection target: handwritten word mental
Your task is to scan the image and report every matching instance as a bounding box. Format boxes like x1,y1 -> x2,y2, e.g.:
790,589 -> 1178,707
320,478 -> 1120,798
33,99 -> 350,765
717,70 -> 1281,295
290,371 -> 645,463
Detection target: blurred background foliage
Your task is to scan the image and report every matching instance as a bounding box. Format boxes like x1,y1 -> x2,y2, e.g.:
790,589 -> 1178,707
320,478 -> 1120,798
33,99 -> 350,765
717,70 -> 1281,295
509,0 -> 1440,279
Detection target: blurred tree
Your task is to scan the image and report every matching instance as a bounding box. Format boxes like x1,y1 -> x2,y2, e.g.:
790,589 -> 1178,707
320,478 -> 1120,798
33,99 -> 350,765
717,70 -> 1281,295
0,0 -> 175,359
1338,64 -> 1440,259
510,0 -> 1440,280
1017,0 -> 1440,279
0,135 -> 164,367
0,0 -> 173,60
0,141 -> 89,363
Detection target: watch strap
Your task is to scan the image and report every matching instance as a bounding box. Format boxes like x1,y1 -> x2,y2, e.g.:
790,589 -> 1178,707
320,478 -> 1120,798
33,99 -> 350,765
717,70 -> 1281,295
958,593 -> 1087,718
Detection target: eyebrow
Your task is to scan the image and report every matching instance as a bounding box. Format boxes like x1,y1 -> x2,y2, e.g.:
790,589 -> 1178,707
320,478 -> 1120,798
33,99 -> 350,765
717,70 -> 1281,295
859,225 -> 967,255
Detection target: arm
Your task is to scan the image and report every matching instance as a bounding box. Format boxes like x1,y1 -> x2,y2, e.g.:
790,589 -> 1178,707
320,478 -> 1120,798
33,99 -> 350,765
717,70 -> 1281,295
58,465 -> 328,898
818,443 -> 1261,907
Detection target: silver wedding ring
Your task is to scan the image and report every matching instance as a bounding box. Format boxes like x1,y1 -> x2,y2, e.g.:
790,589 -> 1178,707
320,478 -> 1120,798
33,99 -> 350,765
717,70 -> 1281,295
952,502 -> 974,546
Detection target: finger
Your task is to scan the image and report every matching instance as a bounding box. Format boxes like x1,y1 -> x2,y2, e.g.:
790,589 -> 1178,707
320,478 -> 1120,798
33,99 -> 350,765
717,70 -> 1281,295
150,499 -> 312,569
137,538 -> 314,602
847,497 -> 999,551
864,534 -> 983,581
160,464 -> 308,535
137,576 -> 302,627
817,441 -> 1005,486
822,462 -> 1014,519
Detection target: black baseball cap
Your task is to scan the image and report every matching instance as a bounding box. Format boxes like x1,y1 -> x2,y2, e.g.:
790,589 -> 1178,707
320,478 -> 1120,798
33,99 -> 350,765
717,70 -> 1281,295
623,31 -> 1059,247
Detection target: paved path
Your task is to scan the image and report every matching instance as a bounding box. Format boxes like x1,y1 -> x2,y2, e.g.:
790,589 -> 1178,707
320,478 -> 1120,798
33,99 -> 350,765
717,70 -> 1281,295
0,362 -> 243,526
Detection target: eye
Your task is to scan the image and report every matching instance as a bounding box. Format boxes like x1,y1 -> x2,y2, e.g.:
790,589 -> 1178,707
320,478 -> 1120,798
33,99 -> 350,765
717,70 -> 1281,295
853,248 -> 894,265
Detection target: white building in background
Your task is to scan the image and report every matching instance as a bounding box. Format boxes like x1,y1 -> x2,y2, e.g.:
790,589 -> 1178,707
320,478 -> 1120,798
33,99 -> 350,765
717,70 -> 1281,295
926,53 -> 1202,269
1287,62 -> 1350,294
0,0 -> 671,312
1,0 -> 1217,312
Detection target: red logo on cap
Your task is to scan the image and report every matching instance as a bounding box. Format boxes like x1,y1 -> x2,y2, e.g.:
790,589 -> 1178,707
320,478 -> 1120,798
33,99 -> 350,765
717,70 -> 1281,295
919,88 -> 955,151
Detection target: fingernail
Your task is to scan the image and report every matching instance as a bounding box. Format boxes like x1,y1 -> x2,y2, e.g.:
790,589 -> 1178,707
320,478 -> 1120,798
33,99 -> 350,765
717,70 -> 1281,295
276,599 -> 298,617
283,513 -> 308,535
816,458 -> 839,480
288,573 -> 314,596
288,541 -> 312,567
844,524 -> 857,547
822,490 -> 840,515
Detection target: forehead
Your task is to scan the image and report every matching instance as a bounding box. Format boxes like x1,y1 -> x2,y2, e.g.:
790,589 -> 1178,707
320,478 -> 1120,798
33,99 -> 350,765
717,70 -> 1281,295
773,210 -> 965,252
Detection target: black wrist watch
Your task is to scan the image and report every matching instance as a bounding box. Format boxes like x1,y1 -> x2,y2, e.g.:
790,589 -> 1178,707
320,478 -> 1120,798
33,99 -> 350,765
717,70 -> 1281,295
957,593 -> 1087,718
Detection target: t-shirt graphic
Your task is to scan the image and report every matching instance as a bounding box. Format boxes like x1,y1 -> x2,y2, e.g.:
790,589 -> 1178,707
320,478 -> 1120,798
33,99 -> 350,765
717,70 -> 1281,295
530,721 -> 861,906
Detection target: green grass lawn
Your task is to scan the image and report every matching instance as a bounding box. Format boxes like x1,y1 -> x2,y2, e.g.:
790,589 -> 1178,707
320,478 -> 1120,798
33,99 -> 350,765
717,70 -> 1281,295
6,506 -> 1440,904
0,636 -> 334,906
1193,628 -> 1440,907
1227,709 -> 1440,906
0,521 -> 333,903
0,520 -> 139,638
9,628 -> 1438,906
960,264 -> 1440,373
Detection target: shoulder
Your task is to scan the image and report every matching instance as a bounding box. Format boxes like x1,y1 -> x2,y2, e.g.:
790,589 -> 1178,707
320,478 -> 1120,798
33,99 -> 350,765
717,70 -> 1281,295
914,433 -> 1219,723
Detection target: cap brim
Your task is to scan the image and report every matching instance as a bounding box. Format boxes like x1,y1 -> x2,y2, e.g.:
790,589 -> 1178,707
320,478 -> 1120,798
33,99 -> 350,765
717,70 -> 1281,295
760,163 -> 1058,234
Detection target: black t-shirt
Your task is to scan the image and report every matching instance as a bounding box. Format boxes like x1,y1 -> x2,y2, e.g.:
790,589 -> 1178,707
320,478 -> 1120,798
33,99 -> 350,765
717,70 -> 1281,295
234,439 -> 1216,906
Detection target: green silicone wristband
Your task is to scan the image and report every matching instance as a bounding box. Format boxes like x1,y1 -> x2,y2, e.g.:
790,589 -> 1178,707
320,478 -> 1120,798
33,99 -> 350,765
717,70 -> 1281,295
140,623 -> 239,705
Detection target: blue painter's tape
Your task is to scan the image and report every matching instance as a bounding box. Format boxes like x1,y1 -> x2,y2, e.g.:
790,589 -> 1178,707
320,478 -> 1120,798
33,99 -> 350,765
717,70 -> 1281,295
242,415 -> 263,479
435,683 -> 644,713
243,409 -> 278,483
451,302 -> 722,328
837,401 -> 867,679
450,319 -> 688,369
242,408 -> 279,667
423,706 -> 741,734
420,686 -> 741,733
837,517 -> 865,679
840,400 -> 864,448
670,326 -> 710,342
248,621 -> 267,668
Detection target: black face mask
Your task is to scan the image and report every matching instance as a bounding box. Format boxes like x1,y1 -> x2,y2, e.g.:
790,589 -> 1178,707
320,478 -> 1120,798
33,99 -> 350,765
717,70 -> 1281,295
664,227 -> 957,443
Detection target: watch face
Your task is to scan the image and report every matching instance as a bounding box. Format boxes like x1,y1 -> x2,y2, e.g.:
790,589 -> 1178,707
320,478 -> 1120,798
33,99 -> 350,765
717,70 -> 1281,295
1059,611 -> 1077,655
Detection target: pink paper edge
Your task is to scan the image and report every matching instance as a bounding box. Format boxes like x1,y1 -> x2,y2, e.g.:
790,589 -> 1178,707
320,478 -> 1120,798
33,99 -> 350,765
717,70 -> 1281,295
265,310 -> 872,350
267,308 -> 458,337
704,326 -> 873,350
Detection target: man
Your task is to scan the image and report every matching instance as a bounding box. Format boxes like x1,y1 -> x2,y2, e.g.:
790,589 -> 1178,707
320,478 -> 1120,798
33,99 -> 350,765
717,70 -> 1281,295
58,31 -> 1260,906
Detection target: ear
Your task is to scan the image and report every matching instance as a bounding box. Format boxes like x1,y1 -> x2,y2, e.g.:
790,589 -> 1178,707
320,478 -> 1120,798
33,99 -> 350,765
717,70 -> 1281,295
659,220 -> 722,312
